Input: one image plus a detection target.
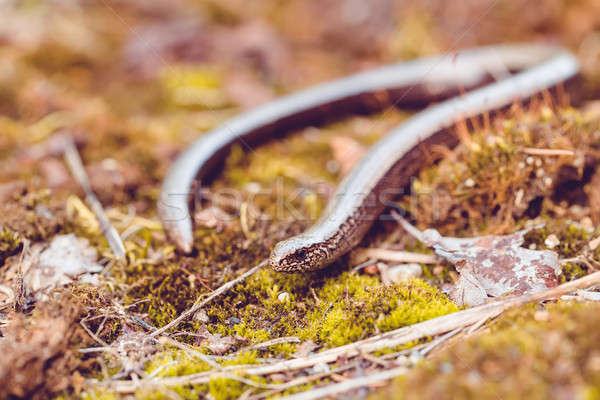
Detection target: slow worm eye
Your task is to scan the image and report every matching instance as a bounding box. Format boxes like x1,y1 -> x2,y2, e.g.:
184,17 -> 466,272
295,249 -> 307,261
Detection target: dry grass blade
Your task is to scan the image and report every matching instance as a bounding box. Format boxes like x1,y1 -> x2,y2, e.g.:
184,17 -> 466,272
357,248 -> 439,264
277,366 -> 409,400
522,147 -> 575,156
63,136 -> 126,260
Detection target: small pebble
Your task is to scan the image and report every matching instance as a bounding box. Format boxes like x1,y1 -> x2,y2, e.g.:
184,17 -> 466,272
396,355 -> 410,367
409,351 -> 423,365
278,292 -> 290,302
269,373 -> 287,382
364,264 -> 379,275
536,168 -> 545,178
543,176 -> 553,187
194,309 -> 209,323
541,106 -> 553,120
534,310 -> 550,322
526,156 -> 534,165
439,362 -> 454,374
535,158 -> 543,167
581,217 -> 594,230
518,161 -> 526,169
529,243 -> 537,250
465,178 -> 475,188
514,189 -> 524,207
589,236 -> 600,251
544,234 -> 560,249
312,362 -> 330,374
326,160 -> 340,174
244,182 -> 261,194
387,263 -> 423,283
101,158 -> 120,170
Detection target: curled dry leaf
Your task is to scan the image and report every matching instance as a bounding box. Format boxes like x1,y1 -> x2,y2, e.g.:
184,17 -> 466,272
4,234 -> 102,300
396,216 -> 561,306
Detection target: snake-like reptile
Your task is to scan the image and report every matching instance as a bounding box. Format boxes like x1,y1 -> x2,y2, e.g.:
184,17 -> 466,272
158,44 -> 579,272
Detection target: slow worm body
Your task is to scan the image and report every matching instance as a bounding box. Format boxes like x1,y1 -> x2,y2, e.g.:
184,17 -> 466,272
158,44 -> 579,272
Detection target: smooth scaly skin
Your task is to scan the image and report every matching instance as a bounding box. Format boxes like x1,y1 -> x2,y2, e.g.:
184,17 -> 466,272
158,44 -> 579,272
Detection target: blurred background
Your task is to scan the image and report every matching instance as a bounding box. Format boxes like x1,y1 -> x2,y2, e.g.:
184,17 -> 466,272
2,0 -> 600,205
1,2 -> 600,398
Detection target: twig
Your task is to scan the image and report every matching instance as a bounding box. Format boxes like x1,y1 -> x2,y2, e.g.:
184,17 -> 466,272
420,327 -> 462,356
522,147 -> 575,156
63,136 -> 126,260
356,248 -> 439,264
158,336 -> 221,369
150,260 -> 268,337
240,337 -> 301,352
277,366 -> 408,400
352,258 -> 377,271
80,316 -> 109,347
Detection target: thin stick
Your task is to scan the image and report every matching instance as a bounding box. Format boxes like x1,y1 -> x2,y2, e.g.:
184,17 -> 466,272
278,366 -> 408,400
158,336 -> 221,369
240,337 -> 301,352
522,147 -> 575,156
63,136 -> 126,260
420,327 -> 462,356
150,260 -> 268,337
357,248 -> 439,264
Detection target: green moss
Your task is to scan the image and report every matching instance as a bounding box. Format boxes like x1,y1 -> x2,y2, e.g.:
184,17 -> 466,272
0,227 -> 22,265
160,65 -> 229,109
80,389 -> 119,400
205,268 -> 458,350
372,301 -> 600,400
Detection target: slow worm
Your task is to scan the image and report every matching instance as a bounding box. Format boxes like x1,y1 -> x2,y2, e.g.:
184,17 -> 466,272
158,44 -> 579,272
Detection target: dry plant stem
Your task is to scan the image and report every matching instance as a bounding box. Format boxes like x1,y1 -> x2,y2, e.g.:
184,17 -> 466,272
419,327 -> 462,356
13,239 -> 29,312
358,248 -> 439,264
240,336 -> 301,352
522,147 -> 575,156
150,260 -> 268,337
99,270 -> 600,393
158,337 -> 221,369
63,136 -> 126,260
277,366 -> 409,400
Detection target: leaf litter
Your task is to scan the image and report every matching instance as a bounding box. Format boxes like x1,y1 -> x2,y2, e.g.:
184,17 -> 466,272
394,213 -> 562,306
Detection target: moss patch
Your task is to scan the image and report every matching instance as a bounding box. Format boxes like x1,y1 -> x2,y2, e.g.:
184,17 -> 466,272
373,301 -> 600,400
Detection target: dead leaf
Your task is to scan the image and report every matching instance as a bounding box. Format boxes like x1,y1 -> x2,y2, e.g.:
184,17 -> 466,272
4,234 -> 103,300
396,215 -> 561,306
